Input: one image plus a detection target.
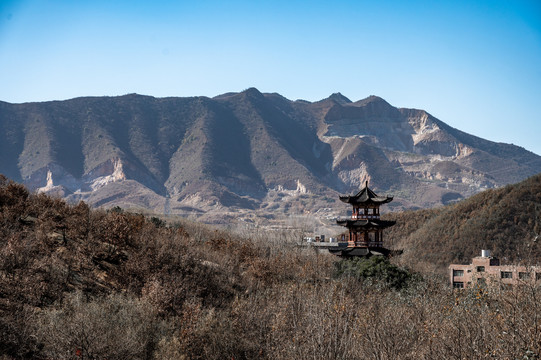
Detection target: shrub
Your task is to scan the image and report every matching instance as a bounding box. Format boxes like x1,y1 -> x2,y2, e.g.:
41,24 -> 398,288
333,256 -> 414,290
35,292 -> 160,360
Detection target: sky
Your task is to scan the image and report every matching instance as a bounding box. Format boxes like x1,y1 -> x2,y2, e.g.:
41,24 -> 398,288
1,0 -> 541,155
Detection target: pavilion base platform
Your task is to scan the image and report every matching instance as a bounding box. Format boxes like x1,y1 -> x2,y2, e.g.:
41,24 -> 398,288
328,246 -> 403,258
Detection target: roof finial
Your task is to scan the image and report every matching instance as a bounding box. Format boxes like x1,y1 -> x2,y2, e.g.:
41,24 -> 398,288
365,180 -> 368,188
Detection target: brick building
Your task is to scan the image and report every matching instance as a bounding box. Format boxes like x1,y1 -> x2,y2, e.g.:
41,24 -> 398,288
449,250 -> 541,289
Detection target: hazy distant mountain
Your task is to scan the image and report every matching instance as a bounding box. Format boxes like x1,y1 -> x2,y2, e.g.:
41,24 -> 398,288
1,88 -> 540,222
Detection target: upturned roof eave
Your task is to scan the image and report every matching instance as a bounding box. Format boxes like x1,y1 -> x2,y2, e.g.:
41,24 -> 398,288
336,219 -> 396,228
338,196 -> 394,205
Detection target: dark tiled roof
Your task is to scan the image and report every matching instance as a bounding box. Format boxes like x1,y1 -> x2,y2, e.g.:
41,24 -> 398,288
339,181 -> 393,205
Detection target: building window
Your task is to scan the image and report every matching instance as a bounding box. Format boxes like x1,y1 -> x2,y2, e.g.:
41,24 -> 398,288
453,282 -> 464,289
453,269 -> 464,277
519,272 -> 531,280
476,266 -> 485,272
501,271 -> 513,279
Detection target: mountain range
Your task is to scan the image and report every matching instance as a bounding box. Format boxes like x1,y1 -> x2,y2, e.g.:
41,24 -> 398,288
1,88 -> 540,223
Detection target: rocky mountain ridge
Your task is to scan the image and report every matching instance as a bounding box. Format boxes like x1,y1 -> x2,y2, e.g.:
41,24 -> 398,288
1,88 -> 540,224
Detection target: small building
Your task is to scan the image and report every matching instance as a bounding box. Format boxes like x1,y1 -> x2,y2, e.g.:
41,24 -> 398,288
449,250 -> 541,289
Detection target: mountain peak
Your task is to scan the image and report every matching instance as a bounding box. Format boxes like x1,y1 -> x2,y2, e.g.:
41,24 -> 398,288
327,92 -> 352,105
241,87 -> 264,97
353,95 -> 389,107
216,87 -> 266,102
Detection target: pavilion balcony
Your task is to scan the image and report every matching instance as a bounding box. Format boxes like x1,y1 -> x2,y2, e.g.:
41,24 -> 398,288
350,214 -> 380,220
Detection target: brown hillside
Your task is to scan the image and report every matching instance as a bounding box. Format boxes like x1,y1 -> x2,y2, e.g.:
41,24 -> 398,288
0,174 -> 331,358
2,175 -> 541,359
385,172 -> 541,274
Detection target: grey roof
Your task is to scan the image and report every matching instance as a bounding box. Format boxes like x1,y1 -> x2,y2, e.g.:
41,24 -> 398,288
339,181 -> 393,205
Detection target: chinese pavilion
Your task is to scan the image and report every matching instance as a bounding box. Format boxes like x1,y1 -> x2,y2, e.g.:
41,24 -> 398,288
330,181 -> 396,258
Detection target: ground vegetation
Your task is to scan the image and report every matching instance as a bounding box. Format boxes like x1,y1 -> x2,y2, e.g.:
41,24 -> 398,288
1,174 -> 541,359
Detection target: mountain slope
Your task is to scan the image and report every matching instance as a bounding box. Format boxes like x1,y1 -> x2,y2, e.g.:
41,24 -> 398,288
1,89 -> 540,222
385,173 -> 541,274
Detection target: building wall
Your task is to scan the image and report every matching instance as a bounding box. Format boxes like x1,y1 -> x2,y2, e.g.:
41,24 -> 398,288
449,255 -> 541,289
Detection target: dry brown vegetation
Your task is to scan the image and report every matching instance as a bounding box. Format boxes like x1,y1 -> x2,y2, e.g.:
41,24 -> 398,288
2,174 -> 541,359
385,173 -> 541,274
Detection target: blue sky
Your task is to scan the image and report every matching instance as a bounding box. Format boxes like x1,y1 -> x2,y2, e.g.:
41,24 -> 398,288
1,0 -> 541,155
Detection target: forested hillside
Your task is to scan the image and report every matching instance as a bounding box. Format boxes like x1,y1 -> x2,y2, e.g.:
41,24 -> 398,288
385,173 -> 541,273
